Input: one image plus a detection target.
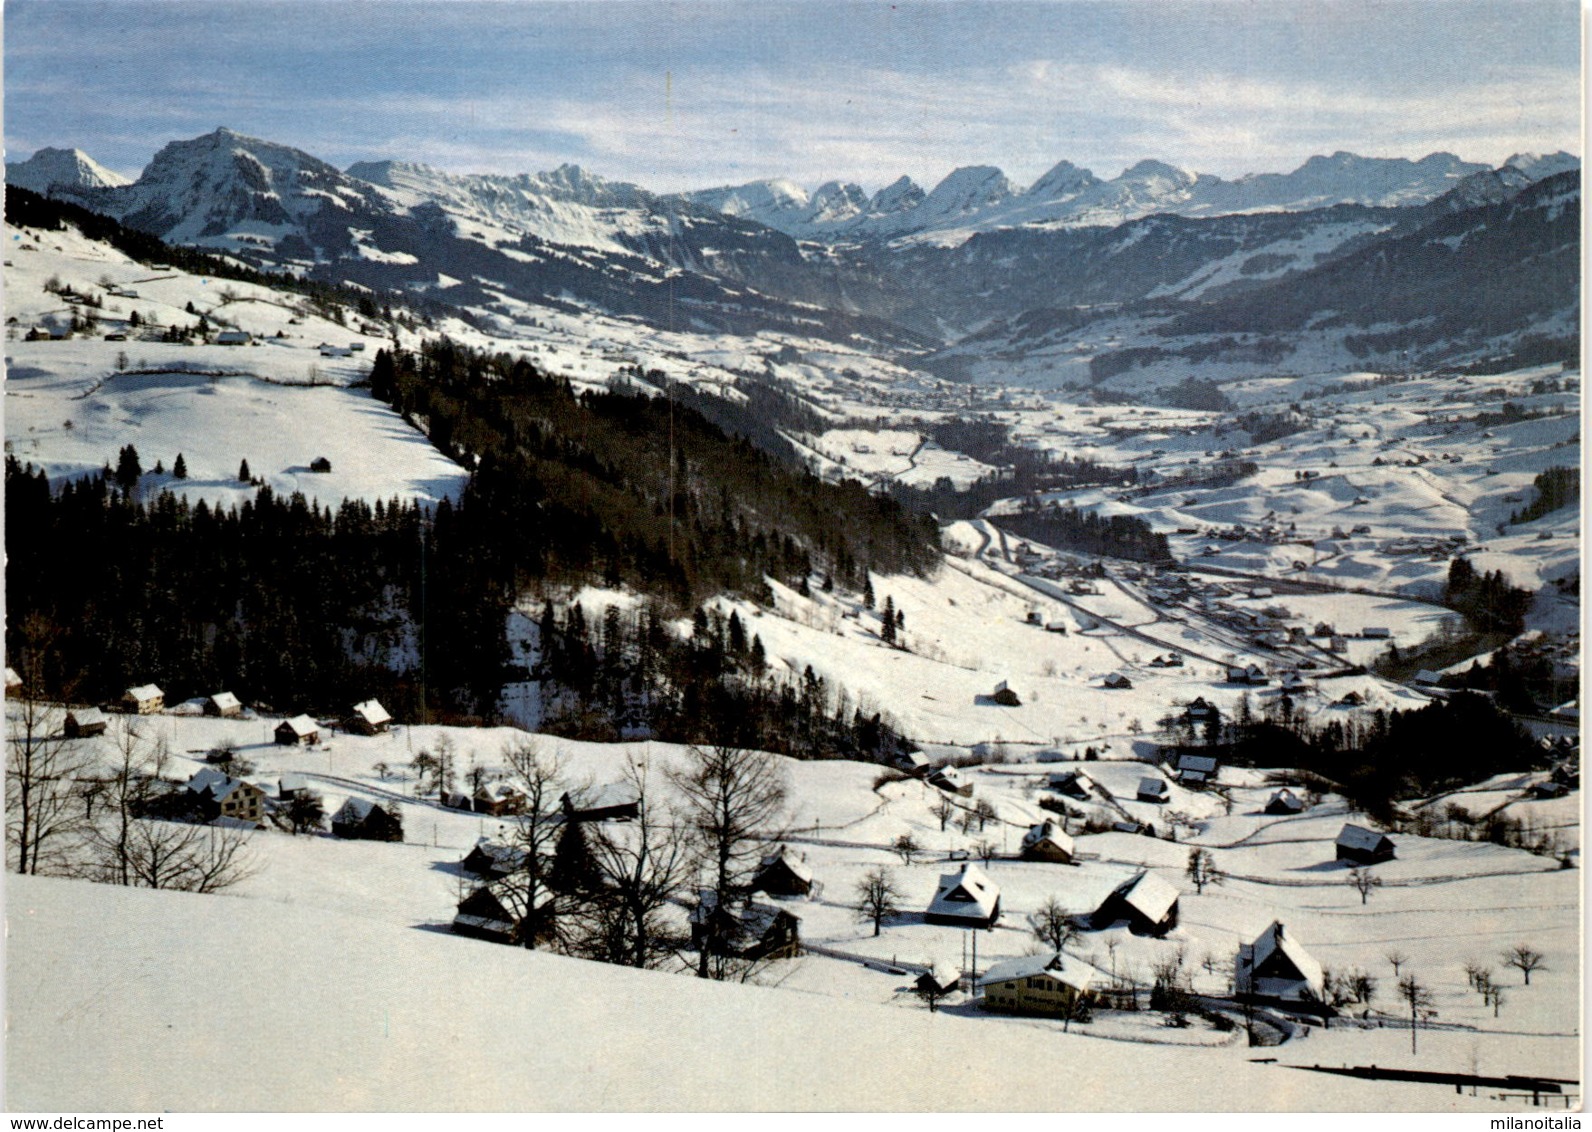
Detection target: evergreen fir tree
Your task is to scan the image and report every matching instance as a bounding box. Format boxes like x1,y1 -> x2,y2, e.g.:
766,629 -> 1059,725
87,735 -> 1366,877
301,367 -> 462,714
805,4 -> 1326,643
862,577 -> 875,609
881,596 -> 897,645
172,453 -> 187,479
237,458 -> 251,482
114,445 -> 142,491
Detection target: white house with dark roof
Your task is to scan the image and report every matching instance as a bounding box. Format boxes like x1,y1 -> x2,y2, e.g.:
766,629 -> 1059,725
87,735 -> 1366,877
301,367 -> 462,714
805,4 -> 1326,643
205,691 -> 243,718
925,862 -> 1001,928
1235,921 -> 1326,1004
978,951 -> 1101,1018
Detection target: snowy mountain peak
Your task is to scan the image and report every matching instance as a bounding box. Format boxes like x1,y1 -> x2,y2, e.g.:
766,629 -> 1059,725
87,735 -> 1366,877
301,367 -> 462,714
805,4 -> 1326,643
5,147 -> 132,195
920,165 -> 1018,216
868,175 -> 926,214
1118,159 -> 1197,187
1026,160 -> 1100,201
1505,151 -> 1581,181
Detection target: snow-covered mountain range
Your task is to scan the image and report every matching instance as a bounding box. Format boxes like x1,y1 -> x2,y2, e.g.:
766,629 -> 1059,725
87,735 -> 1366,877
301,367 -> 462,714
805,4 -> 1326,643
682,150 -> 1579,244
4,146 -> 131,194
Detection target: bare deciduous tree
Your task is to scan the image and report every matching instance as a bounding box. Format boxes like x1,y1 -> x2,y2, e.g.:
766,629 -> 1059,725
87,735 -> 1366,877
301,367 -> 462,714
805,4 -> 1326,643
500,739 -> 568,949
1186,847 -> 1224,894
1027,895 -> 1076,952
1385,949 -> 1409,978
587,757 -> 689,969
892,832 -> 921,866
853,866 -> 903,936
1501,944 -> 1546,986
6,656 -> 89,876
930,795 -> 955,832
670,743 -> 789,977
1397,973 -> 1434,1055
1347,866 -> 1383,904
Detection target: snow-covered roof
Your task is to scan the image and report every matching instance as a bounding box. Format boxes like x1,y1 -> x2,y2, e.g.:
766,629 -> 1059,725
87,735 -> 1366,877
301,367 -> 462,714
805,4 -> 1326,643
1267,788 -> 1302,811
185,767 -> 231,796
1138,777 -> 1169,796
1113,871 -> 1179,922
1336,823 -> 1391,852
1021,820 -> 1074,855
4,667 -> 21,688
758,846 -> 814,884
1103,672 -> 1132,687
930,765 -> 967,787
278,714 -> 318,736
1176,754 -> 1218,774
468,837 -> 527,871
1413,670 -> 1444,685
68,706 -> 107,725
350,699 -> 391,726
927,862 -> 999,921
334,797 -> 379,823
477,781 -> 523,803
1245,921 -> 1324,994
977,951 -> 1097,994
575,782 -> 641,810
209,691 -> 241,712
279,774 -> 308,793
124,684 -> 163,702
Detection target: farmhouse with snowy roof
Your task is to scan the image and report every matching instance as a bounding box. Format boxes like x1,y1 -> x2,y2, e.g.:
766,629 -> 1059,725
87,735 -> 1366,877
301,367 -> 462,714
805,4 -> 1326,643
990,679 -> 1021,706
332,797 -> 402,841
753,845 -> 815,897
204,691 -> 242,718
344,699 -> 391,735
928,764 -> 973,796
274,714 -> 319,745
215,329 -> 251,346
462,837 -> 527,880
561,782 -> 641,822
1264,788 -> 1305,815
689,893 -> 802,961
1047,769 -> 1094,800
1019,820 -> 1075,864
122,684 -> 164,714
1137,776 -> 1170,803
184,768 -> 266,828
1235,921 -> 1326,1006
473,781 -> 525,817
1091,870 -> 1179,936
978,951 -> 1098,1017
925,862 -> 1001,928
452,886 -> 520,945
1335,823 -> 1395,865
1102,671 -> 1133,689
64,706 -> 108,738
1172,753 -> 1219,787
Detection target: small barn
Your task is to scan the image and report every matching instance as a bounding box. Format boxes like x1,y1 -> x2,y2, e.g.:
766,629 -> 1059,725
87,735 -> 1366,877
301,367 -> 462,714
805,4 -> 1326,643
752,846 -> 815,897
309,456 -> 332,473
275,714 -> 319,745
215,329 -> 251,346
925,862 -> 1001,928
64,707 -> 109,738
1335,823 -> 1395,865
928,764 -> 973,797
1183,697 -> 1220,730
1235,921 -> 1326,1005
331,797 -> 402,841
452,886 -> 518,945
561,783 -> 642,822
204,691 -> 243,719
1362,627 -> 1391,640
1136,776 -> 1170,804
1019,820 -> 1075,864
277,773 -> 308,801
1102,672 -> 1133,690
915,966 -> 962,997
978,951 -> 1098,1017
1336,690 -> 1365,707
1174,753 -> 1219,787
122,684 -> 164,714
344,699 -> 392,735
990,679 -> 1021,707
896,750 -> 931,776
462,837 -> 527,880
1091,870 -> 1179,936
1047,769 -> 1094,800
1264,788 -> 1305,815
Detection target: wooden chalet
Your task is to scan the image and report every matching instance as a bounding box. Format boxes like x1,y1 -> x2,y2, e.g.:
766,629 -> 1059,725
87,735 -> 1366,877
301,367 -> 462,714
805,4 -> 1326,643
1235,921 -> 1327,1007
915,966 -> 962,997
277,773 -> 308,801
452,886 -> 518,945
184,768 -> 266,828
122,684 -> 164,714
978,951 -> 1099,1017
561,783 -> 641,822
204,691 -> 243,718
462,837 -> 527,880
215,329 -> 251,346
1136,776 -> 1170,803
928,764 -> 973,797
1102,672 -> 1134,690
925,862 -> 1001,928
753,846 -> 816,897
331,797 -> 402,841
64,707 -> 109,738
344,699 -> 392,735
689,894 -> 802,961
1264,788 -> 1305,815
1335,823 -> 1394,865
1091,870 -> 1179,936
1173,753 -> 1219,787
275,714 -> 319,745
1047,769 -> 1094,800
1019,820 -> 1075,864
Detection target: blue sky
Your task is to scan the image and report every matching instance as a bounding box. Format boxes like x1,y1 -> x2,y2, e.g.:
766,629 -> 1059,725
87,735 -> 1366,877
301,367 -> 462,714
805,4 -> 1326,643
4,0 -> 1582,192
